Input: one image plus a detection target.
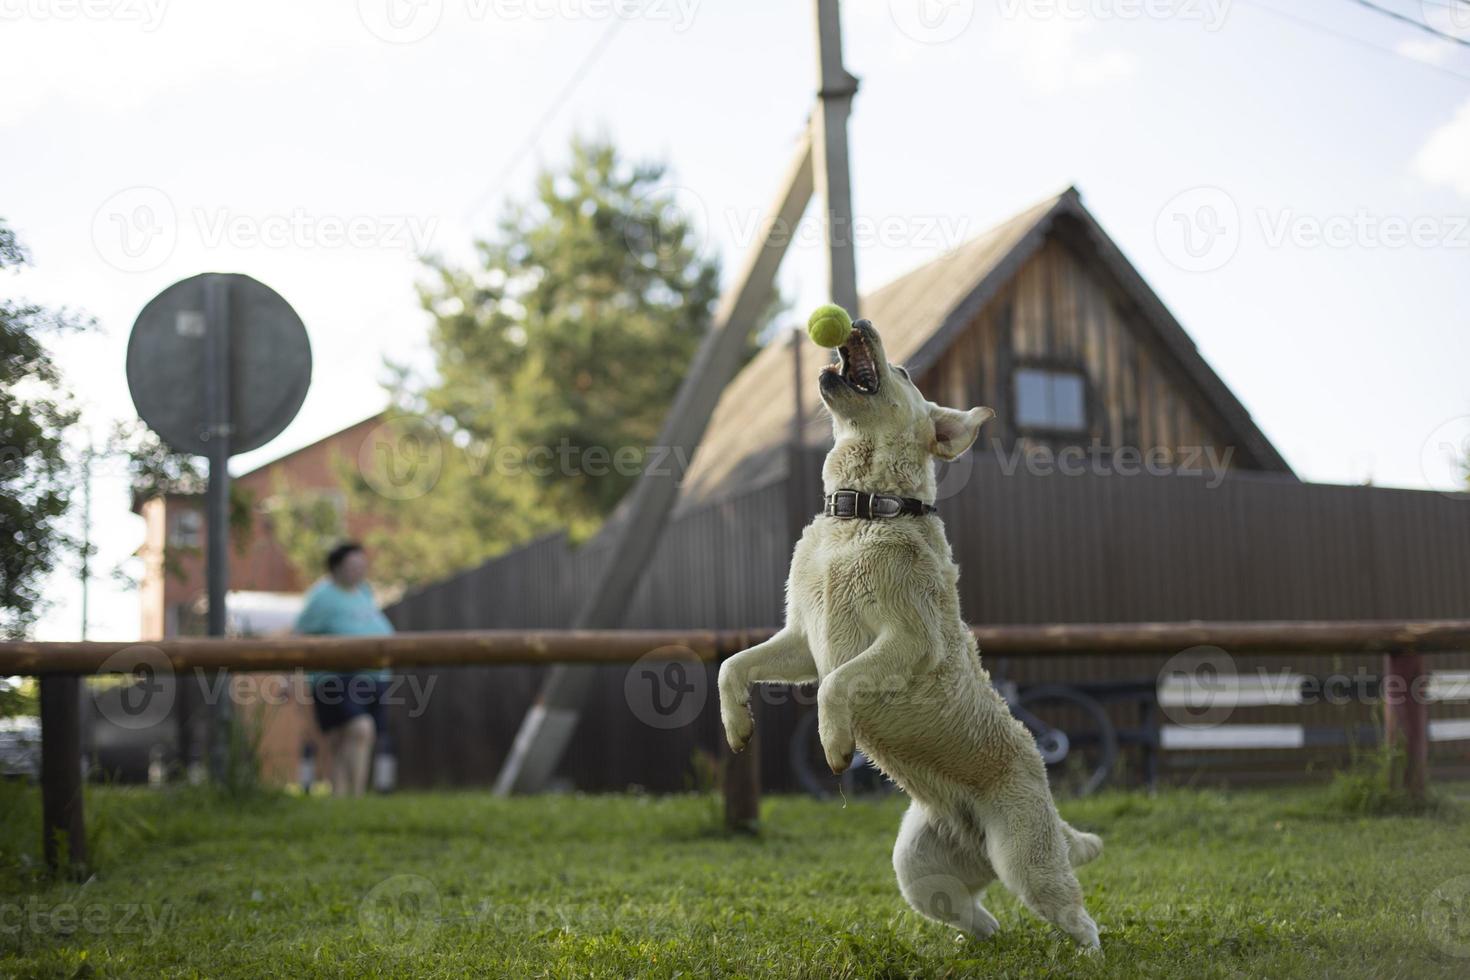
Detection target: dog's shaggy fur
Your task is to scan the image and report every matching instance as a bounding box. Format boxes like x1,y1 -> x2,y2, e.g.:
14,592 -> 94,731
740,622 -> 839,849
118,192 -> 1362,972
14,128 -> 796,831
718,319 -> 1103,950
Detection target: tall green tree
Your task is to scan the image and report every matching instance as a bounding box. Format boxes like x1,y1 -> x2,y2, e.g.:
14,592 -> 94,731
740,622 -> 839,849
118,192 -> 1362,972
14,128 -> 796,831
349,137 -> 765,589
0,220 -> 90,639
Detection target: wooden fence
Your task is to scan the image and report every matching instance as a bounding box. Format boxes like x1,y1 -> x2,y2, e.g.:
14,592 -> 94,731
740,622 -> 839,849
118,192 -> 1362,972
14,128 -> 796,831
2,620 -> 1464,873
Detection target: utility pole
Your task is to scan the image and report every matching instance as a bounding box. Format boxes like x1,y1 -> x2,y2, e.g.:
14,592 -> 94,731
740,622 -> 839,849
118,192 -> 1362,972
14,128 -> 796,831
493,0 -> 860,796
813,0 -> 860,316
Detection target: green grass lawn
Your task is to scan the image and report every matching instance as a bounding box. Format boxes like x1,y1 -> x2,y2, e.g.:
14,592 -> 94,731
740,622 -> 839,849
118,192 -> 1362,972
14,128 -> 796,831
2,781 -> 1469,978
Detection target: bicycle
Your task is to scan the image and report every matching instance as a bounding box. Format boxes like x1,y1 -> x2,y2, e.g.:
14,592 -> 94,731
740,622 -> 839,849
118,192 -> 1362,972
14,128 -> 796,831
788,667 -> 1118,799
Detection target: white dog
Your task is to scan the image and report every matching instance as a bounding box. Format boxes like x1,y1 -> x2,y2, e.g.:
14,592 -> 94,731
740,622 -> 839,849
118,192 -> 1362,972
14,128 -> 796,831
718,318 -> 1103,950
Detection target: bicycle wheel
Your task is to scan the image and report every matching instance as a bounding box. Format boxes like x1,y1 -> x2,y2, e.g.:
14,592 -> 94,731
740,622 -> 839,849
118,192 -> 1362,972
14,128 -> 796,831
1012,684 -> 1118,798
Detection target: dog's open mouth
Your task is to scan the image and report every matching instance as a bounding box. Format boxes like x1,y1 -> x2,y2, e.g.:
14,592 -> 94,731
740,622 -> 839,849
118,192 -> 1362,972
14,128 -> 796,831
823,326 -> 880,395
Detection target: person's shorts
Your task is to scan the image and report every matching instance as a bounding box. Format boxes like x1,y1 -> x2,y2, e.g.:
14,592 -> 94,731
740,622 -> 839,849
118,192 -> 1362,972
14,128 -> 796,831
311,673 -> 387,734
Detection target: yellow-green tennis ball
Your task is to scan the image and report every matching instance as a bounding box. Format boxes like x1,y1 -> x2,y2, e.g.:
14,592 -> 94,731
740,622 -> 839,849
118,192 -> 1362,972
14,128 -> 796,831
807,304 -> 852,348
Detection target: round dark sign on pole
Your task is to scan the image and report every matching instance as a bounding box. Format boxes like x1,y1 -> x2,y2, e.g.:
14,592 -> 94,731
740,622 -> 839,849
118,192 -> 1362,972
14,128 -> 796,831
126,272 -> 311,457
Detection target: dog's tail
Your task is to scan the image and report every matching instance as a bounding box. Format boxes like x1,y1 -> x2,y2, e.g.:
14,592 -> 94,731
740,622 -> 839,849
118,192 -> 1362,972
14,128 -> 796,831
1063,822 -> 1103,867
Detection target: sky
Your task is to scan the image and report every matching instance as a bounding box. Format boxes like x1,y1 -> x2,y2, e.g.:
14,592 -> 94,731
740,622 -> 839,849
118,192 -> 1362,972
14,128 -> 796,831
4,0 -> 1469,641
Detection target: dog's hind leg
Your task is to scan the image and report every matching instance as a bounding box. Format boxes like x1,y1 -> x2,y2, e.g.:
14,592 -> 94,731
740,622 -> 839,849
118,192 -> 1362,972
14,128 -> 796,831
985,806 -> 1101,950
892,801 -> 1000,940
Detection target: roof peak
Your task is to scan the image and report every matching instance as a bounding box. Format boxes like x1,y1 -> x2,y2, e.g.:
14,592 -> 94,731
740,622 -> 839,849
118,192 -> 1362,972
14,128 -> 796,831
857,186 -> 1084,306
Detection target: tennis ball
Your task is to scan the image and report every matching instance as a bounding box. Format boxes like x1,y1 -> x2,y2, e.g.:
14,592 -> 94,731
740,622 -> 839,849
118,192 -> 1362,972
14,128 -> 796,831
807,304 -> 853,348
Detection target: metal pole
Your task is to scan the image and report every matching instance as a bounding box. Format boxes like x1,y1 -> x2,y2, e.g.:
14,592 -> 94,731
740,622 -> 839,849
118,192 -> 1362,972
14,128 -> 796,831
203,277 -> 233,783
80,438 -> 92,642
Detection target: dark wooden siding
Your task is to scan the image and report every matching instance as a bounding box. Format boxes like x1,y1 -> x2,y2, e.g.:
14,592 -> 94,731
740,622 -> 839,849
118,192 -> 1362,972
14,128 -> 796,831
916,236 -> 1240,469
386,453 -> 1470,791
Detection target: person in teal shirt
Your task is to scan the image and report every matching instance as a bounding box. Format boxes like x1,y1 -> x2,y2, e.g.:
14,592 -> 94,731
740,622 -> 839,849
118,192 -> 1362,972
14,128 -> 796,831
294,542 -> 393,796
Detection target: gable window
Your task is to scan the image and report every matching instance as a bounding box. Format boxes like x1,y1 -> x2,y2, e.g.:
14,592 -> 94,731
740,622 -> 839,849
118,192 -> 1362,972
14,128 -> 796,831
1014,366 -> 1088,434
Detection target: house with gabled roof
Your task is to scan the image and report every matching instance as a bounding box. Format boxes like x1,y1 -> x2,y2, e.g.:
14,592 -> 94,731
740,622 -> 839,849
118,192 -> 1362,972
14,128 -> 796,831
678,187 -> 1289,511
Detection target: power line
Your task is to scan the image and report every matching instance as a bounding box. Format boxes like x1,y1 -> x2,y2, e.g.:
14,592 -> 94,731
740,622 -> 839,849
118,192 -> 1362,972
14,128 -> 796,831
1238,0 -> 1470,83
1342,0 -> 1470,47
463,17 -> 628,224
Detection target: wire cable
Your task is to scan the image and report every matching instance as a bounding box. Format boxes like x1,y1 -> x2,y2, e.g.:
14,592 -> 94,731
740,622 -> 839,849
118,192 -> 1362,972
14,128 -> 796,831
1238,0 -> 1470,82
1341,0 -> 1470,47
463,17 -> 628,223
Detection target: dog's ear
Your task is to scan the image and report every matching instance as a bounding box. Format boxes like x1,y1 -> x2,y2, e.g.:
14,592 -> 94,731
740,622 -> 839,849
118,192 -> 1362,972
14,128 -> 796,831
928,405 -> 994,461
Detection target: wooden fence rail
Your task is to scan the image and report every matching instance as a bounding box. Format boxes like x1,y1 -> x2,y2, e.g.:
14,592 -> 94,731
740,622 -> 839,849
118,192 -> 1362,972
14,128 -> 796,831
8,620 -> 1470,673
2,619 -> 1464,874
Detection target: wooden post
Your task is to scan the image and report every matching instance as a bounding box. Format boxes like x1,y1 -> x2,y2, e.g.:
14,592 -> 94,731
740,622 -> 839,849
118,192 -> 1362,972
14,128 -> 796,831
718,632 -> 762,833
1383,650 -> 1428,799
723,728 -> 761,834
39,675 -> 87,876
1383,651 -> 1429,798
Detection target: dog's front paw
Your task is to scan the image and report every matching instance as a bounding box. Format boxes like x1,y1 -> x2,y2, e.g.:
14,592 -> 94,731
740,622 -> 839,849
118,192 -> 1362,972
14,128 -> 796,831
717,663 -> 754,752
816,682 -> 855,774
819,718 -> 855,775
722,702 -> 754,753
827,746 -> 854,775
